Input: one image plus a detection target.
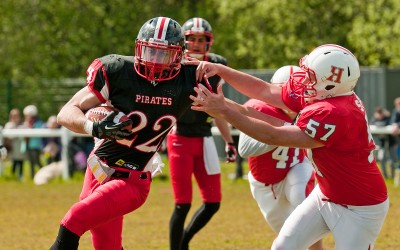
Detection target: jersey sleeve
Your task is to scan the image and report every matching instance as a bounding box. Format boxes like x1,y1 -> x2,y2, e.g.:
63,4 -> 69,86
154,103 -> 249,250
295,104 -> 342,146
238,132 -> 276,157
86,58 -> 109,103
86,54 -> 127,103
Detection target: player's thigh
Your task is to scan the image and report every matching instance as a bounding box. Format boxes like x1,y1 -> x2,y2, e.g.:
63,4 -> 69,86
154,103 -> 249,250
248,172 -> 291,233
272,190 -> 330,250
90,216 -> 123,250
284,161 -> 314,206
332,199 -> 389,250
167,135 -> 200,203
194,166 -> 221,203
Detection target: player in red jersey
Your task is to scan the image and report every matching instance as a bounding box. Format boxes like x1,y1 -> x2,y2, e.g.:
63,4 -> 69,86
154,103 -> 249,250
50,17 -> 208,250
187,44 -> 388,250
238,65 -> 323,250
167,17 -> 237,250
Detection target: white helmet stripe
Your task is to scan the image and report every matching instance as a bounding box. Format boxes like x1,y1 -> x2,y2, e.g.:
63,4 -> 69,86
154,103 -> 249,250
154,17 -> 170,40
194,17 -> 201,29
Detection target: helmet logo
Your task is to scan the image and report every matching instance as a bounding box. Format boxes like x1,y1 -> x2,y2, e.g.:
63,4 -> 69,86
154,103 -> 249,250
326,66 -> 344,83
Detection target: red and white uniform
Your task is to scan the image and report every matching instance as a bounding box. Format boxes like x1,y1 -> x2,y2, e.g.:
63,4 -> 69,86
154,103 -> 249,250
272,84 -> 389,250
239,99 -> 315,232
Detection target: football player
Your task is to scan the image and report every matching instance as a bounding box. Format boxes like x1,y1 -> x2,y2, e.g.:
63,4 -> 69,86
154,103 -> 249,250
50,17 -> 207,250
188,44 -> 388,250
238,65 -> 322,250
167,17 -> 237,250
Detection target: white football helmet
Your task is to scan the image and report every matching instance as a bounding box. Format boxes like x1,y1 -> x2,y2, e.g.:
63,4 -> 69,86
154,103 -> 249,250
290,44 -> 360,102
270,65 -> 301,84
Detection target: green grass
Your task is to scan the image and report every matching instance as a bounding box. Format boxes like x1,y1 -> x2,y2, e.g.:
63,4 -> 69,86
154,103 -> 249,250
0,159 -> 399,250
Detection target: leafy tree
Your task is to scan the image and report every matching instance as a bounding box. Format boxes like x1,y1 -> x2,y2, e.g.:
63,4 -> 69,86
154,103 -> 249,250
348,0 -> 400,66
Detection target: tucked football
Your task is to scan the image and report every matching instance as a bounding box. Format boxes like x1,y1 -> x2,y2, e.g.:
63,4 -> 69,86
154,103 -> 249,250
85,105 -> 132,130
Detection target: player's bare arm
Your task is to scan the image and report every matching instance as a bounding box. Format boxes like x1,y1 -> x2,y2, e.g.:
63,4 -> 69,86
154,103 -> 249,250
191,84 -> 323,149
193,84 -> 289,126
214,117 -> 234,144
185,59 -> 288,110
57,86 -> 101,134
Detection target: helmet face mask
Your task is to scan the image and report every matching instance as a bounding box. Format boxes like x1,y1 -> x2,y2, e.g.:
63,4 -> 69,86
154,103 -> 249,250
290,44 -> 360,103
134,17 -> 184,82
182,17 -> 213,58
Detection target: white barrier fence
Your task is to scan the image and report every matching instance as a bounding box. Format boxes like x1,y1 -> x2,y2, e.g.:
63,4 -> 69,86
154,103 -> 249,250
0,125 -> 396,179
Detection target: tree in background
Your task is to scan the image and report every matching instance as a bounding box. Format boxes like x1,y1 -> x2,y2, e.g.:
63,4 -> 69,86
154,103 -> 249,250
1,0 -> 400,122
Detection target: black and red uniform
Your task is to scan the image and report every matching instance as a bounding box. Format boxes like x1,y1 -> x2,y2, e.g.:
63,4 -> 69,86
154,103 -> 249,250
166,52 -> 227,250
167,52 -> 227,204
60,54 -> 199,249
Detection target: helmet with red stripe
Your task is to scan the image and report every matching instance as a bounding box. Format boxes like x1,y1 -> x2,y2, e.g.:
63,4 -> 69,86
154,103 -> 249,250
135,17 -> 185,82
182,17 -> 213,59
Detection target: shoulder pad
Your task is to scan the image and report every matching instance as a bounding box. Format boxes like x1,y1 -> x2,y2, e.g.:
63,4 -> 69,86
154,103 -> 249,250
207,53 -> 227,65
98,54 -> 134,74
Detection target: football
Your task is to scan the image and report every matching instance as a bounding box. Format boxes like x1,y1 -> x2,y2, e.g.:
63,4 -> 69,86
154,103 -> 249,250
85,105 -> 132,130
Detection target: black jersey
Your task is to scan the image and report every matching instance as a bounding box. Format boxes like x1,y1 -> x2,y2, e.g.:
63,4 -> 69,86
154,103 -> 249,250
175,52 -> 227,137
87,54 -> 198,170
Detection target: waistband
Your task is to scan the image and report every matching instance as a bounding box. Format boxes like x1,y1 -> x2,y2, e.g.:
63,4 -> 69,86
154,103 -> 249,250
111,167 -> 151,180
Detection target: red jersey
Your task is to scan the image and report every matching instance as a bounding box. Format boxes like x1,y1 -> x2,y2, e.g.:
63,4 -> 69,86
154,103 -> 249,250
243,99 -> 306,185
281,84 -> 387,206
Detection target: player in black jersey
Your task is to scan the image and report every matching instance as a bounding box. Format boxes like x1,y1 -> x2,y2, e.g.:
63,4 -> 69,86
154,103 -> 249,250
167,17 -> 237,250
50,17 -> 204,250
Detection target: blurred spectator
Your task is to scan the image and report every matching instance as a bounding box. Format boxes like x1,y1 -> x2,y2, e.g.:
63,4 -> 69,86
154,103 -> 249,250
0,144 -> 7,161
4,108 -> 27,181
67,137 -> 92,177
390,97 -> 400,186
370,106 -> 397,179
23,105 -> 44,179
42,115 -> 62,164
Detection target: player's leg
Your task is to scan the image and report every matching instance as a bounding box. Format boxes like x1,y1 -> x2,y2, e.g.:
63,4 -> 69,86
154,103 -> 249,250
284,160 -> 314,207
272,186 -> 330,250
331,199 -> 389,250
284,161 -> 323,250
180,144 -> 221,250
170,203 -> 191,250
167,134 -> 197,250
50,167 -> 94,250
248,171 -> 290,233
51,168 -> 151,249
90,216 -> 123,250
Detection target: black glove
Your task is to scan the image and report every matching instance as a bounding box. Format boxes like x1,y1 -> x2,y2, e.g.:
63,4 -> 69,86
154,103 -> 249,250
92,111 -> 133,140
225,142 -> 237,163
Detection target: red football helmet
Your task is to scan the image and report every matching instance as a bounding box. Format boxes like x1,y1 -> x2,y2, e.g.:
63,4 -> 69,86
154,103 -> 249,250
134,17 -> 185,82
182,17 -> 213,59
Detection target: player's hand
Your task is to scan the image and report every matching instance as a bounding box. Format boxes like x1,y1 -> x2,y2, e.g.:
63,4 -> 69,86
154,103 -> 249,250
184,58 -> 219,82
225,142 -> 237,163
190,84 -> 227,118
0,145 -> 7,160
92,111 -> 133,140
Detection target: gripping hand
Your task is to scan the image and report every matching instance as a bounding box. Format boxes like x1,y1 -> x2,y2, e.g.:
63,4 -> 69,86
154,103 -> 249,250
225,142 -> 237,163
86,111 -> 133,140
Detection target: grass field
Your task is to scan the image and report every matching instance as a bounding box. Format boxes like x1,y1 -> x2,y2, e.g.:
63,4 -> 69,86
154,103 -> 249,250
0,158 -> 399,250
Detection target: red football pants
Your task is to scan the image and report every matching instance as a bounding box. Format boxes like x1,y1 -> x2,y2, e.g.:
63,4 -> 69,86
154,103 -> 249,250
167,133 -> 221,204
61,167 -> 151,250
